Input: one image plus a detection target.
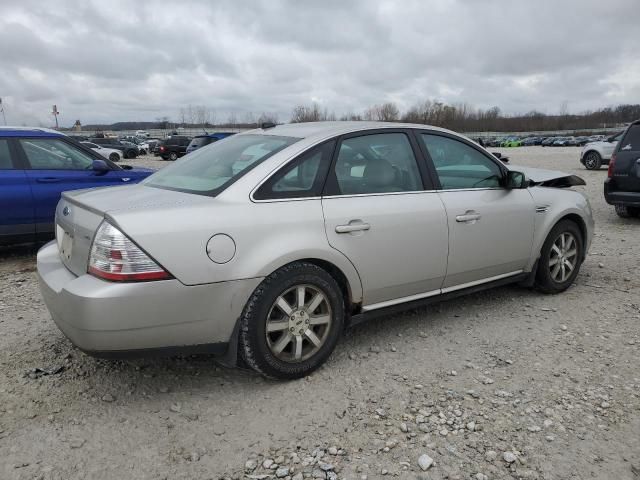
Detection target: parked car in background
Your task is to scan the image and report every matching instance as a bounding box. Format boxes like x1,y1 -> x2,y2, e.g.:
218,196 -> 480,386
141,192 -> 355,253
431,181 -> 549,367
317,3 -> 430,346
501,137 -> 522,147
0,127 -> 153,245
90,137 -> 139,159
37,121 -> 593,378
604,120 -> 640,218
580,132 -> 623,170
81,141 -> 123,162
185,132 -> 237,154
541,137 -> 556,147
574,136 -> 591,146
157,135 -> 192,160
522,137 -> 541,146
135,130 -> 150,138
552,137 -> 577,146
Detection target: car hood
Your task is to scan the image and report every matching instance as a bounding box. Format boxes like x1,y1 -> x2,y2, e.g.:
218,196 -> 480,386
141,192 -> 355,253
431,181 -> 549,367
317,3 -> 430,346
511,165 -> 586,188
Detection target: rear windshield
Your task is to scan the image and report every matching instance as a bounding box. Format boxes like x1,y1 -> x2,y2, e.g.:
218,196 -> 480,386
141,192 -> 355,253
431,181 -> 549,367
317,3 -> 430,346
189,137 -> 210,148
620,125 -> 640,152
144,134 -> 299,195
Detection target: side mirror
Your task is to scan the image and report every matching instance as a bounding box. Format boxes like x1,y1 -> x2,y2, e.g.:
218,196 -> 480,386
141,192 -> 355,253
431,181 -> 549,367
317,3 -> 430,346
92,159 -> 110,174
505,170 -> 527,189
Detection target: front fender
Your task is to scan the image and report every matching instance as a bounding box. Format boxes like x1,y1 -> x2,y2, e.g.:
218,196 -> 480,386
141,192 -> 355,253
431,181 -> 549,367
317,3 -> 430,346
525,187 -> 594,271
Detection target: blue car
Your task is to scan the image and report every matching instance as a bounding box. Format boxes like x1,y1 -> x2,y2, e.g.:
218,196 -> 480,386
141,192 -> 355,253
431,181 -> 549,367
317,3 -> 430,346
0,127 -> 153,245
185,132 -> 236,154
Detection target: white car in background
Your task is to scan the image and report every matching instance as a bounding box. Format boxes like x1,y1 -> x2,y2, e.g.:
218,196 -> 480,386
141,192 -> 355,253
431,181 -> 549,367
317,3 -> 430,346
135,130 -> 150,138
81,141 -> 123,162
580,132 -> 622,170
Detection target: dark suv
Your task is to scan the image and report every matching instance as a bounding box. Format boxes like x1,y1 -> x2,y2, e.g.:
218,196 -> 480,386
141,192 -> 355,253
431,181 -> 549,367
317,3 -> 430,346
185,132 -> 236,154
89,137 -> 139,159
604,119 -> 640,218
158,135 -> 191,161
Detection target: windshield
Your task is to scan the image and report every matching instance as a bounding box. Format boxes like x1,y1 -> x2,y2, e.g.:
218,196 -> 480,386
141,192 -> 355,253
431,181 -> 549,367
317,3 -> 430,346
144,134 -> 299,195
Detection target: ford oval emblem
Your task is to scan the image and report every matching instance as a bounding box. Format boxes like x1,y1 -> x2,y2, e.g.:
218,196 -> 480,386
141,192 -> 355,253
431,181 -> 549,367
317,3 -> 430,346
62,206 -> 70,216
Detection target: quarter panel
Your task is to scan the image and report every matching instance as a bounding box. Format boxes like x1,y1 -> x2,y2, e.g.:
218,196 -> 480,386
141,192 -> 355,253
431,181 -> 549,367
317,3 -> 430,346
111,198 -> 364,302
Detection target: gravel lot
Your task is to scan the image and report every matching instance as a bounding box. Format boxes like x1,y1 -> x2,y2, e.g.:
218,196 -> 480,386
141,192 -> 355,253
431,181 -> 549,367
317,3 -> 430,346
1,146 -> 639,480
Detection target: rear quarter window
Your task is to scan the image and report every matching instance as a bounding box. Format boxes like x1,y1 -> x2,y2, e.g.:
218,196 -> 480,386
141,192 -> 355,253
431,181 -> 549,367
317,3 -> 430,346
620,125 -> 640,152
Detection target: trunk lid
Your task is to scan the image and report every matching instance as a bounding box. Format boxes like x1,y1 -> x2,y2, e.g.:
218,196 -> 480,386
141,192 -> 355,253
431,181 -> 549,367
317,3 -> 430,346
56,184 -> 212,276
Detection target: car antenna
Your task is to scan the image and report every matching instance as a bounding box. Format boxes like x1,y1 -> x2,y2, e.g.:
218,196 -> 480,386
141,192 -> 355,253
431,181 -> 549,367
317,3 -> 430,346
261,122 -> 276,129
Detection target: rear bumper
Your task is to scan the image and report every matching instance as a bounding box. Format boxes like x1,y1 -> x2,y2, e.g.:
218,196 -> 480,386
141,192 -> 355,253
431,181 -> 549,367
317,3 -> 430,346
604,180 -> 640,206
37,241 -> 262,356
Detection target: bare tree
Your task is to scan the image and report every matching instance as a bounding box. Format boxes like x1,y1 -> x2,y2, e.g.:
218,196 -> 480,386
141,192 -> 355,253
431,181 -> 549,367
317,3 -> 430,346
227,112 -> 237,128
290,103 -> 335,123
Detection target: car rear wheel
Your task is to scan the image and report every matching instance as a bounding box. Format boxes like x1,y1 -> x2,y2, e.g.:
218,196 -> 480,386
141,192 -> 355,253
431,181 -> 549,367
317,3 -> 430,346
239,262 -> 344,379
583,151 -> 602,170
109,153 -> 120,162
535,220 -> 583,294
169,152 -> 178,161
615,204 -> 640,218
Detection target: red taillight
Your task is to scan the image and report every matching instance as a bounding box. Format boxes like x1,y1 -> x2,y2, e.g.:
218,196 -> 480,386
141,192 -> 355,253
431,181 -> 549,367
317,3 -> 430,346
88,221 -> 171,282
159,146 -> 165,152
608,153 -> 616,178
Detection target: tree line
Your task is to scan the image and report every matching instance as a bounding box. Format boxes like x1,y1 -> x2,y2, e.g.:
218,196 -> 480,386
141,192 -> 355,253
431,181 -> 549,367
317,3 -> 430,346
290,101 -> 640,132
78,101 -> 640,133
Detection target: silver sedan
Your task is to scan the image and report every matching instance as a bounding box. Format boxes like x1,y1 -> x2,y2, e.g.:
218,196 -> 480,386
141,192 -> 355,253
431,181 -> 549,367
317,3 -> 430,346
37,122 -> 594,379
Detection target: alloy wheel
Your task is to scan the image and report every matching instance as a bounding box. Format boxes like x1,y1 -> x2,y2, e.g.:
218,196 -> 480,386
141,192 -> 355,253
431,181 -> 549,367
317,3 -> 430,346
584,152 -> 599,169
265,284 -> 332,363
548,232 -> 578,283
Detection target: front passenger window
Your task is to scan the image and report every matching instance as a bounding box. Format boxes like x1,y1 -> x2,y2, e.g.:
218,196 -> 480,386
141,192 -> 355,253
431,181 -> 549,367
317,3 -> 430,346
420,134 -> 503,190
19,138 -> 95,170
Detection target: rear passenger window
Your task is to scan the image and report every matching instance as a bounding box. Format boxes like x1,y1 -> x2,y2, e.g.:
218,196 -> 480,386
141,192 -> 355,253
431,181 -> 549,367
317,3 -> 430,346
332,133 -> 422,195
254,141 -> 335,199
0,140 -> 14,169
620,125 -> 640,152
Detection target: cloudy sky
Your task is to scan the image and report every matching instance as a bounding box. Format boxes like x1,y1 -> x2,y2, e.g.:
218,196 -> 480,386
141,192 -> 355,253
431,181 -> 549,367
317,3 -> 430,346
1,0 -> 639,127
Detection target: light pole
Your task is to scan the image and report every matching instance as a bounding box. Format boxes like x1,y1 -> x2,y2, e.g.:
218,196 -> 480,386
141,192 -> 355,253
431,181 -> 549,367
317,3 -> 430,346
52,104 -> 59,129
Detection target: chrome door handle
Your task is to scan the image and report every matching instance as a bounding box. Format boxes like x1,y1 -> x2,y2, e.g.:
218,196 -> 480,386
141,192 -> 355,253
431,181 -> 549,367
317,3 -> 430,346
456,211 -> 481,223
335,222 -> 371,233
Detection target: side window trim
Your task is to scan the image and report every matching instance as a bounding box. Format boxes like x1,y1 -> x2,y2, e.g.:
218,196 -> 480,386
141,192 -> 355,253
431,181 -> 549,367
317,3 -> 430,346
416,131 -> 507,191
252,139 -> 337,201
323,128 -> 433,197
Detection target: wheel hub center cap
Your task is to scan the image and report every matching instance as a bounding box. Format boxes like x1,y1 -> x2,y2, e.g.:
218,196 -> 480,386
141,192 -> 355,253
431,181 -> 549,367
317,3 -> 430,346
289,310 -> 310,335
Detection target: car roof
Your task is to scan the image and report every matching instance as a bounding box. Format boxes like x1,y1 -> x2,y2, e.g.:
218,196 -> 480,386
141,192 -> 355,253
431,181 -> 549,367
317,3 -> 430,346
0,126 -> 65,138
246,121 -> 456,141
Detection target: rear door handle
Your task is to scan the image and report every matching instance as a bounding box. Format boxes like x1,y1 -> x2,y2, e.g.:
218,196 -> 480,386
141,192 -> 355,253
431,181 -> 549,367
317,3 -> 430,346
335,222 -> 371,234
456,211 -> 481,223
36,177 -> 62,183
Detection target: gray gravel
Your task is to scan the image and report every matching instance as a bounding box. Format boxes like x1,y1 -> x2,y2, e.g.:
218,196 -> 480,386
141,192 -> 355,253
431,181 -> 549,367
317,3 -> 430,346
1,146 -> 639,480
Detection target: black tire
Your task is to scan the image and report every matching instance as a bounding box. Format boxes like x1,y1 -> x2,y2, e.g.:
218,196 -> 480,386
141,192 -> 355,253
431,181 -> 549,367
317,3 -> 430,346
109,152 -> 120,162
615,204 -> 640,218
239,262 -> 345,379
169,152 -> 178,161
583,151 -> 602,170
535,220 -> 584,294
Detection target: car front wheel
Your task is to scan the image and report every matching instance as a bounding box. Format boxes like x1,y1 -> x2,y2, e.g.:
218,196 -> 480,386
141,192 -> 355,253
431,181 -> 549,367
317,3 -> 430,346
239,262 -> 345,379
583,151 -> 602,170
109,153 -> 120,162
535,220 -> 584,294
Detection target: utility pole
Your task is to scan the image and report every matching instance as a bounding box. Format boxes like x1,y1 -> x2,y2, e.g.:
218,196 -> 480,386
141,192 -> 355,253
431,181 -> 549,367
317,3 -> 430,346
52,104 -> 59,129
0,98 -> 6,125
